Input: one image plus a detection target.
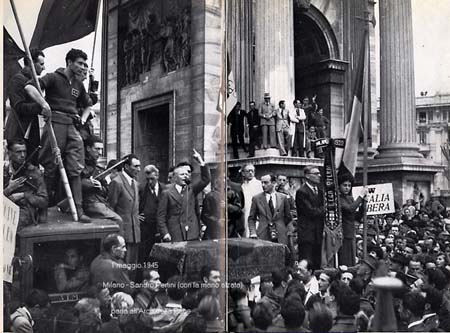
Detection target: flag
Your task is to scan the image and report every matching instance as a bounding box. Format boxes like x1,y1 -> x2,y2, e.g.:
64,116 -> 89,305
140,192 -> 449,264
3,28 -> 25,102
30,0 -> 99,50
339,31 -> 368,177
320,139 -> 343,268
217,53 -> 238,115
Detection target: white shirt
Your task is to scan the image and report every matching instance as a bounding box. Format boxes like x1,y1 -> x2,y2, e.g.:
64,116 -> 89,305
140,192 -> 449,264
149,182 -> 159,196
304,275 -> 319,304
122,170 -> 134,186
175,184 -> 186,194
265,192 -> 276,208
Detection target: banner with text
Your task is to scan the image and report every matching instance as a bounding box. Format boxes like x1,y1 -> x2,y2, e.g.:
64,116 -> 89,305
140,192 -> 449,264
3,196 -> 20,283
353,183 -> 395,215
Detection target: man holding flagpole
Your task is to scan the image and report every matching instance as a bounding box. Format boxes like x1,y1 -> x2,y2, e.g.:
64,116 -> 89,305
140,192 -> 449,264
25,48 -> 93,223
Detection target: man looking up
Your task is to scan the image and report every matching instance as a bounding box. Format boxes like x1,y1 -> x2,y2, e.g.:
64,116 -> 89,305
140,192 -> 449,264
25,48 -> 93,223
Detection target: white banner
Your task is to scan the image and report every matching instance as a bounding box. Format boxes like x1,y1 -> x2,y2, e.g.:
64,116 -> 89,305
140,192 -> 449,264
353,183 -> 395,216
3,196 -> 20,283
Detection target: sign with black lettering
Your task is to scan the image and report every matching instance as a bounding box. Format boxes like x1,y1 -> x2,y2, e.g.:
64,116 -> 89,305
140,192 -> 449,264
3,196 -> 19,283
353,183 -> 395,215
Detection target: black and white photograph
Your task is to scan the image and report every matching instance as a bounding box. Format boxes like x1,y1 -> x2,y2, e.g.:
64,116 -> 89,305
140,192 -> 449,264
3,0 -> 450,332
3,0 -> 226,332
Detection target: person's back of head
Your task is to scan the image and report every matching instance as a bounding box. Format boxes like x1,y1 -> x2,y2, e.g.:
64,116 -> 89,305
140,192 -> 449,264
425,287 -> 443,314
336,288 -> 360,316
229,283 -> 248,303
285,278 -> 306,303
252,302 -> 273,331
349,277 -> 365,296
54,307 -> 80,333
197,294 -> 220,321
25,289 -> 50,308
167,275 -> 186,301
182,312 -> 207,333
271,268 -> 289,289
280,294 -> 305,329
403,291 -> 426,319
309,303 -> 333,333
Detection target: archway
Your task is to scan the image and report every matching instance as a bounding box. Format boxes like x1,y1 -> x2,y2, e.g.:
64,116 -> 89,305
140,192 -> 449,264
293,6 -> 346,137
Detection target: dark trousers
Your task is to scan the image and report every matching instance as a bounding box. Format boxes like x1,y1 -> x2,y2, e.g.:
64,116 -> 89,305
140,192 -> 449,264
126,242 -> 140,281
293,128 -> 306,157
298,241 -> 322,270
231,128 -> 246,158
248,126 -> 259,157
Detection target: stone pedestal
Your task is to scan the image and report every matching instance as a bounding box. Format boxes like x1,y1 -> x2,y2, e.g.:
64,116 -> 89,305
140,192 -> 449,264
360,0 -> 443,204
254,0 -> 295,104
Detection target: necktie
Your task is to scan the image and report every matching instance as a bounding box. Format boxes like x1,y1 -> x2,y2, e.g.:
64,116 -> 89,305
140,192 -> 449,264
181,185 -> 187,196
281,109 -> 284,119
269,195 -> 275,215
313,187 -> 318,195
296,108 -> 300,116
150,184 -> 156,196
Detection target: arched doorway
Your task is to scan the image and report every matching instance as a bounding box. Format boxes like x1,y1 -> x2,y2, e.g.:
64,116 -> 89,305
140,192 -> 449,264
293,6 -> 347,137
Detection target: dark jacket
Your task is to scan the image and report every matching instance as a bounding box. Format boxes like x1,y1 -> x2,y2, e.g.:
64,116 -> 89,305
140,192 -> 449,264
340,194 -> 364,239
81,156 -> 108,204
227,107 -> 246,134
6,67 -> 41,143
201,189 -> 222,239
157,165 -> 210,241
296,183 -> 324,244
330,315 -> 357,332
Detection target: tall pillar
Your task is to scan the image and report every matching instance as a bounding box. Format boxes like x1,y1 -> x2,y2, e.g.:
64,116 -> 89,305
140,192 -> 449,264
253,0 -> 295,105
376,0 -> 422,158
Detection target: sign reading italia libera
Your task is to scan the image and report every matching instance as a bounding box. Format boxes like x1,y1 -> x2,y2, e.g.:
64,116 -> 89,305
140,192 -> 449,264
353,183 -> 395,215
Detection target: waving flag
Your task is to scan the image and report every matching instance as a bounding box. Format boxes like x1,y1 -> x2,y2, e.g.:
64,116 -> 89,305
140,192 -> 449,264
3,27 -> 25,101
30,0 -> 99,50
339,31 -> 368,177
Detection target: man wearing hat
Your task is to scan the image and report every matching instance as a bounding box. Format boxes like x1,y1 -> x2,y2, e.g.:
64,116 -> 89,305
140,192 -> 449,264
258,93 -> 277,149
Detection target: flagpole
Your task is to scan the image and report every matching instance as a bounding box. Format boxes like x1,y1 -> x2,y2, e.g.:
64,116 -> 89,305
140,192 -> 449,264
362,6 -> 371,260
90,0 -> 102,69
9,0 -> 79,222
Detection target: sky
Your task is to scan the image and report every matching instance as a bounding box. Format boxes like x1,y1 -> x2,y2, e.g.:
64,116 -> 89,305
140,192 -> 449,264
3,0 -> 103,90
2,0 -> 450,98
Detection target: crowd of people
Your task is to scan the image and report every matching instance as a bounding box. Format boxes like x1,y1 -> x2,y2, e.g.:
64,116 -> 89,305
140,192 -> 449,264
227,94 -> 329,159
10,253 -> 225,333
228,161 -> 450,332
5,47 -> 450,333
4,47 -> 226,332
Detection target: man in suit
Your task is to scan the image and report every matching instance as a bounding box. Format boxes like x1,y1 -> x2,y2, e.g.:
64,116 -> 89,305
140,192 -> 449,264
296,166 -> 324,270
157,149 -> 210,242
246,101 -> 260,157
275,100 -> 291,156
258,92 -> 277,149
289,99 -> 307,157
248,174 -> 292,245
108,154 -> 141,271
138,164 -> 166,265
227,102 -> 247,159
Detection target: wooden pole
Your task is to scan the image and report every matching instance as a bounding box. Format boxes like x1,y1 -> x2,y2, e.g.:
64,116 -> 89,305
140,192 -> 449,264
362,3 -> 371,260
90,0 -> 102,69
10,0 -> 78,221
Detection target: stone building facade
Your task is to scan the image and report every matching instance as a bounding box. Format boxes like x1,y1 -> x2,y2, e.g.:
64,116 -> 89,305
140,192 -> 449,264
102,0 -> 224,182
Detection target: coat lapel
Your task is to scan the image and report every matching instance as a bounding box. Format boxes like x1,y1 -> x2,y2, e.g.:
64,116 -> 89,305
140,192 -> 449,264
260,193 -> 272,219
120,173 -> 135,199
168,184 -> 183,205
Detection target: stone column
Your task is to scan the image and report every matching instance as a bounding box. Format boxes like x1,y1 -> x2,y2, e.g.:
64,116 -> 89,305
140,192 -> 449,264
376,0 -> 422,158
253,0 -> 295,105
